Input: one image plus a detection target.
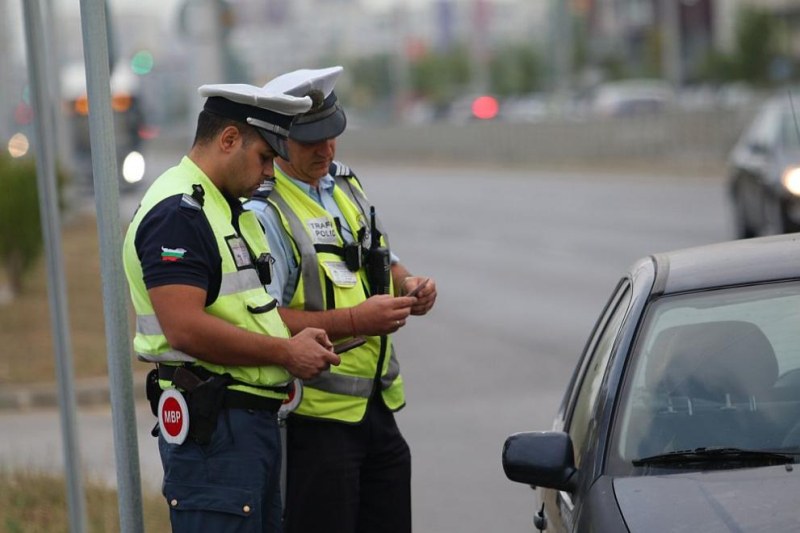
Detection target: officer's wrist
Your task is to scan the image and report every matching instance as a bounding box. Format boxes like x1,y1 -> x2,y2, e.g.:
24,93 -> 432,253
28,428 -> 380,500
400,276 -> 413,295
348,307 -> 358,336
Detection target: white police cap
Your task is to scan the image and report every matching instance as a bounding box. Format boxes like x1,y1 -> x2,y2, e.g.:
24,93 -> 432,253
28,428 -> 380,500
262,66 -> 347,144
197,83 -> 312,159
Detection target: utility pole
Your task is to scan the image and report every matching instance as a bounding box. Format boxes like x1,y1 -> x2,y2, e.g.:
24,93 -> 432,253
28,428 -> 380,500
391,3 -> 411,122
661,0 -> 682,88
550,0 -> 573,99
0,0 -> 13,143
470,0 -> 490,95
78,0 -> 145,530
43,0 -> 74,181
21,1 -> 88,531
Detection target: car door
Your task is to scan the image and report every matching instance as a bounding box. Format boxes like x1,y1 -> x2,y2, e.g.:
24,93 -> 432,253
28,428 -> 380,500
540,280 -> 632,532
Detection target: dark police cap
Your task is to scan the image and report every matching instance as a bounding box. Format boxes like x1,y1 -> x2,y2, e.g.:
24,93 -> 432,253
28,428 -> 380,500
262,66 -> 347,144
197,83 -> 312,159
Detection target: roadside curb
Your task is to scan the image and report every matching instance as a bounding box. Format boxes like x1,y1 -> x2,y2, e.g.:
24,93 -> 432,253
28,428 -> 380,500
0,373 -> 148,412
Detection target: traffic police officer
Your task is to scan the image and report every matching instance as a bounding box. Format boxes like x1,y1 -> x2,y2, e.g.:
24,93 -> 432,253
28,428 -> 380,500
122,81 -> 341,532
244,66 -> 437,533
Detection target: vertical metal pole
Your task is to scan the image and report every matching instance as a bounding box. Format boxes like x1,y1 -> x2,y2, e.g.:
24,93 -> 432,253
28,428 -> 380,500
392,4 -> 410,121
77,0 -> 145,532
19,2 -> 88,532
0,0 -> 12,143
662,0 -> 682,88
42,0 -> 76,192
549,0 -> 573,103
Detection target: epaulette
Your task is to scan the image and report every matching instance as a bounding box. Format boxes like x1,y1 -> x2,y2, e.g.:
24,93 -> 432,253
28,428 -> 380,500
179,183 -> 204,212
329,160 -> 355,179
251,178 -> 275,202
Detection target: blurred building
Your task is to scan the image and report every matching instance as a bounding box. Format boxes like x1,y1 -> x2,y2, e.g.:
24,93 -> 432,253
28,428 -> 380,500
578,0 -> 714,85
579,0 -> 800,87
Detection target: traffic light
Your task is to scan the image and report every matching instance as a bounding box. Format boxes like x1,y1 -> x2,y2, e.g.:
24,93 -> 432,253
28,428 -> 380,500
130,50 -> 154,75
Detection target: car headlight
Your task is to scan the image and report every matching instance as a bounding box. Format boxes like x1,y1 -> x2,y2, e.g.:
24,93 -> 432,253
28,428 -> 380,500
122,151 -> 145,184
782,166 -> 800,196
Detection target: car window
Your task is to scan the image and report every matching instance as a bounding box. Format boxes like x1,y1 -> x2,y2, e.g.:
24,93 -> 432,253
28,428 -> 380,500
779,107 -> 800,149
745,103 -> 781,149
567,284 -> 631,467
611,281 -> 800,467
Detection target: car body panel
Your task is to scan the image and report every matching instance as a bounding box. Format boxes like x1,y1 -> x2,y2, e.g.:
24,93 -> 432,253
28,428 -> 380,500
653,233 -> 800,295
615,466 -> 800,532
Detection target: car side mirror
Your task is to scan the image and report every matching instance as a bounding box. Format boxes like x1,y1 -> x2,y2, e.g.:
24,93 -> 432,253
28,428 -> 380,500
502,431 -> 577,492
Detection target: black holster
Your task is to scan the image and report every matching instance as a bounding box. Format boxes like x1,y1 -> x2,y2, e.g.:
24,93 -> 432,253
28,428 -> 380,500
173,367 -> 234,445
145,368 -> 161,417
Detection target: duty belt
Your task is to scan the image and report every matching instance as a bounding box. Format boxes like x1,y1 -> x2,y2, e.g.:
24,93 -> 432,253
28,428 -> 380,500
157,364 -> 287,412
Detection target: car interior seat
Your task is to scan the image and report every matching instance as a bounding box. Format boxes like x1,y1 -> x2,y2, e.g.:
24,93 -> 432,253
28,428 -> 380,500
640,320 -> 779,454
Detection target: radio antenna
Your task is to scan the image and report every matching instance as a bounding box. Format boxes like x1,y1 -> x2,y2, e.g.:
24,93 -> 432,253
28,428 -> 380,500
789,89 -> 800,143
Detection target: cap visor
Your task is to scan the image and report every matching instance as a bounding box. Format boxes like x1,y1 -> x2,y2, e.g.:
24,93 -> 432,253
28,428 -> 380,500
290,108 -> 347,144
258,130 -> 290,160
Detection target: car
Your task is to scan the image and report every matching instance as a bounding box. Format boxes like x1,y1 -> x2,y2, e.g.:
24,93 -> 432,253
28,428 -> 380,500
589,79 -> 675,117
728,94 -> 800,238
502,234 -> 800,532
61,61 -> 149,192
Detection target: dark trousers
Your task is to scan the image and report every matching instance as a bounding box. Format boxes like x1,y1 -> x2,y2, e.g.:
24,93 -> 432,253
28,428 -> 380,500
159,408 -> 283,533
283,399 -> 411,533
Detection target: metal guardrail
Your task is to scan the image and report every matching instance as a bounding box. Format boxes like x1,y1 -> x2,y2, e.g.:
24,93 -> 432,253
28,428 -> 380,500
338,104 -> 761,175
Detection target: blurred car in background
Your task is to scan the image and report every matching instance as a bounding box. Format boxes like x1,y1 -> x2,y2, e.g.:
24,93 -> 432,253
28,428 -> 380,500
728,94 -> 800,237
502,235 -> 800,532
589,79 -> 675,117
62,61 -> 150,192
498,93 -> 550,123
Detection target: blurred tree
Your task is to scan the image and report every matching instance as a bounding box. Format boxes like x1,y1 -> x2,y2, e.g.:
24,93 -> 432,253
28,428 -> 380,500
408,45 -> 471,106
488,44 -> 544,97
697,50 -> 738,83
696,6 -> 781,85
345,54 -> 394,107
734,6 -> 779,84
0,154 -> 42,296
0,154 -> 64,297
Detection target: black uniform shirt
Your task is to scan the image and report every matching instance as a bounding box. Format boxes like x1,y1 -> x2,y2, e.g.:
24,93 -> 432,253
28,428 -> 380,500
134,194 -> 222,306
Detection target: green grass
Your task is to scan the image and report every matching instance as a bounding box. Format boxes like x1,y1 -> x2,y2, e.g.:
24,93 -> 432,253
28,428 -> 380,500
0,469 -> 170,532
0,213 -> 137,385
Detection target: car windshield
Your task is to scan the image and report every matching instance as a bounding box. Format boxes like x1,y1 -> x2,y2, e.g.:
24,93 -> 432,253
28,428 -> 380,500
611,281 -> 800,470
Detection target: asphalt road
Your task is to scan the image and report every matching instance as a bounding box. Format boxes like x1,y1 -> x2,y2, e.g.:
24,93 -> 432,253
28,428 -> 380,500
1,158 -> 731,532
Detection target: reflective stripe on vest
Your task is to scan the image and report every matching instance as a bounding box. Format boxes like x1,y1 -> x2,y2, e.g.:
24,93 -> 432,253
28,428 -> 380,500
332,175 -> 391,249
305,345 -> 401,397
269,191 -> 325,311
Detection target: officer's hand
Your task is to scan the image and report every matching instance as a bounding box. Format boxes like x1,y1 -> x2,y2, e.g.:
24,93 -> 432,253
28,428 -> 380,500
285,328 -> 340,380
351,295 -> 414,336
402,276 -> 438,316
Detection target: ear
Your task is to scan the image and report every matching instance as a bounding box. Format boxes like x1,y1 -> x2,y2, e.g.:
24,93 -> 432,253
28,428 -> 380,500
218,125 -> 241,153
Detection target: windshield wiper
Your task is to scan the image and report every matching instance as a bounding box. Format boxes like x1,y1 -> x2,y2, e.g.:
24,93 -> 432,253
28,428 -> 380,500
633,447 -> 796,467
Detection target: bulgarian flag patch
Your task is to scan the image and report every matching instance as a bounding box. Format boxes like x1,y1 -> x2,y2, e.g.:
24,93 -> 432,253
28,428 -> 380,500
161,246 -> 187,262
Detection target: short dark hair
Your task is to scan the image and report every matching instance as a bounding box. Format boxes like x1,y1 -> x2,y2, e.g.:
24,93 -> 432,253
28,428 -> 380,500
192,110 -> 259,147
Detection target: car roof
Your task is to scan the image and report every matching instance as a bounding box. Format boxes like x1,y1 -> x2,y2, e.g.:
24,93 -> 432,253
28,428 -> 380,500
646,233 -> 800,295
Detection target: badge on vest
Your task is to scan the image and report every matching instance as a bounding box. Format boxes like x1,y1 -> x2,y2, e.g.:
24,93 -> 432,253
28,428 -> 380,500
158,389 -> 190,445
323,261 -> 358,287
226,236 -> 253,269
307,217 -> 339,245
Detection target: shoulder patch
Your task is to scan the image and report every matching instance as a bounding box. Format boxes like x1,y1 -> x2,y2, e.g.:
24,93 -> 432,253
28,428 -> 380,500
180,193 -> 202,211
160,246 -> 187,262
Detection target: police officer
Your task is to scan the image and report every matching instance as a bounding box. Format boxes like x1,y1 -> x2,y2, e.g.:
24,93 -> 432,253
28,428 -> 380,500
122,82 -> 341,532
244,66 -> 437,533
